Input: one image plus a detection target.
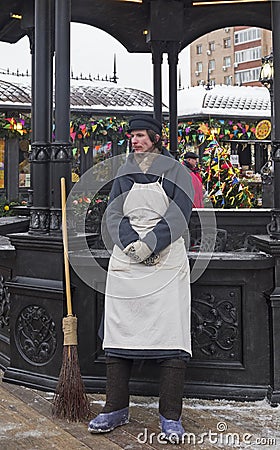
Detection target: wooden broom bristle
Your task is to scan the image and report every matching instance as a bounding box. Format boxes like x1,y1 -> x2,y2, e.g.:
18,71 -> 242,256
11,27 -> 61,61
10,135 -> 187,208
52,345 -> 91,421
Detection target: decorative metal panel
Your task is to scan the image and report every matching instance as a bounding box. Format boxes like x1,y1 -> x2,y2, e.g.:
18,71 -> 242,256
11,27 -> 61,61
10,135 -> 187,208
191,285 -> 241,362
15,305 -> 57,365
0,273 -> 10,328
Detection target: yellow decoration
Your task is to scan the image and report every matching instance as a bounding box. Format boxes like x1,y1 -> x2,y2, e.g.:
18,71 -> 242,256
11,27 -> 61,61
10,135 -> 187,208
83,146 -> 89,155
72,172 -> 80,183
255,120 -> 271,140
198,123 -> 209,134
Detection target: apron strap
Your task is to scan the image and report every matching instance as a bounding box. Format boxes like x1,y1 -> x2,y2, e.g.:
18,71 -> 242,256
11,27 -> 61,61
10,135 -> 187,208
158,173 -> 165,185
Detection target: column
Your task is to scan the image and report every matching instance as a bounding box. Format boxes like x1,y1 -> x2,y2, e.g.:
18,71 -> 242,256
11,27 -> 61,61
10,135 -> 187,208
262,0 -> 280,406
21,2 -> 35,207
29,0 -> 53,234
151,41 -> 164,123
167,41 -> 180,157
271,1 -> 280,218
50,0 -> 72,233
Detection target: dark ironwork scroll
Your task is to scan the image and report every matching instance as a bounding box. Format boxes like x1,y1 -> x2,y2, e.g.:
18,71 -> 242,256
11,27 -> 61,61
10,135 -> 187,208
192,287 -> 240,361
0,274 -> 10,328
15,305 -> 57,365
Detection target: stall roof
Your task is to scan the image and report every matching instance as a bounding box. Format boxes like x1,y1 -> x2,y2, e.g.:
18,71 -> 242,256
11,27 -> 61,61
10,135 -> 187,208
178,85 -> 271,120
0,75 -> 167,114
0,76 -> 272,120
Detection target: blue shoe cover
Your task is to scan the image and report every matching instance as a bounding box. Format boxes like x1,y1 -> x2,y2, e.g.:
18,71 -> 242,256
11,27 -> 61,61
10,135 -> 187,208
88,407 -> 129,433
159,414 -> 185,442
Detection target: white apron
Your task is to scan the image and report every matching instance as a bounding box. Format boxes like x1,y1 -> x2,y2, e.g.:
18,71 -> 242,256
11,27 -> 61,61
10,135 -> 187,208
103,179 -> 192,355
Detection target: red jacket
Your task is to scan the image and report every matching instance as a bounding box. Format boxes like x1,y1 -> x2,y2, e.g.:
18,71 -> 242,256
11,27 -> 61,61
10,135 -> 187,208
190,170 -> 204,208
183,162 -> 204,208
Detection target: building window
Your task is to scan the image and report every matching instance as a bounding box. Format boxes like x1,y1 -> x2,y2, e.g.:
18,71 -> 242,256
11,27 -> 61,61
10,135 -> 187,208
234,27 -> 261,44
224,76 -> 233,86
235,46 -> 262,63
196,62 -> 203,73
224,38 -> 231,49
196,44 -> 202,54
209,59 -> 215,71
209,41 -> 215,51
235,67 -> 261,84
223,56 -> 231,67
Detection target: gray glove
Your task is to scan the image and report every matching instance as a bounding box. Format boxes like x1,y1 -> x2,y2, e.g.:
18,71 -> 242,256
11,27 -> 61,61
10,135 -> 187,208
143,254 -> 160,266
123,240 -> 152,263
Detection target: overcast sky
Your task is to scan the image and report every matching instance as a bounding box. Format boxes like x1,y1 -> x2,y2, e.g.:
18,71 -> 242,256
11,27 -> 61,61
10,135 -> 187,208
0,22 -> 190,104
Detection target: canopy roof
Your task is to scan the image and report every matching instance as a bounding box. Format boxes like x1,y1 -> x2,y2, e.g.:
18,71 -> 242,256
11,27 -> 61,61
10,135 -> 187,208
178,85 -> 271,119
0,75 -> 168,115
0,1 -> 271,52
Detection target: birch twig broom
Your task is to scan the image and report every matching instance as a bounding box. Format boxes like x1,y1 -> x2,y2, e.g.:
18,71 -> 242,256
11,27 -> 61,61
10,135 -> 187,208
52,177 -> 91,421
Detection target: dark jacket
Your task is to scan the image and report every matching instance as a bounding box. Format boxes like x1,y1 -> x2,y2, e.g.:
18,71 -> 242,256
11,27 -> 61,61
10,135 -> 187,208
104,148 -> 194,255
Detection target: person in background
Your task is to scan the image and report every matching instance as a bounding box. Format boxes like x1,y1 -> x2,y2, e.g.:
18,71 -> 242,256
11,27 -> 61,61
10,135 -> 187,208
88,114 -> 194,442
183,151 -> 204,208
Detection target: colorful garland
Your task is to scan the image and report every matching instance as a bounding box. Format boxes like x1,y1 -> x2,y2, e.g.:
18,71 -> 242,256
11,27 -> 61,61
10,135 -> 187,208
69,115 -> 129,146
201,139 -> 255,208
0,114 -> 31,139
173,119 -> 267,153
0,113 -> 270,146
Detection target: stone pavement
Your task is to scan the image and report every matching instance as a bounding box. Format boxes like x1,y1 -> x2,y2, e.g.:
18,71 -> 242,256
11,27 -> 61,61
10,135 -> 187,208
0,371 -> 280,449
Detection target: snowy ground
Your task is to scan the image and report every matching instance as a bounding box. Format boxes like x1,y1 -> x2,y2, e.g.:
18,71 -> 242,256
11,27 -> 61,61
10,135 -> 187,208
1,371 -> 280,449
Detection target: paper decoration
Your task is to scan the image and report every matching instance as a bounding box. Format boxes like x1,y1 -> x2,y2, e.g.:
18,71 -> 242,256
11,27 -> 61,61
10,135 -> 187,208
215,189 -> 223,196
83,146 -> 89,154
201,139 -> 254,208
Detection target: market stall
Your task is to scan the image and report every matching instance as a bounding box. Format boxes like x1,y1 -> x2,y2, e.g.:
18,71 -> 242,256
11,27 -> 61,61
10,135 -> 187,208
177,85 -> 272,207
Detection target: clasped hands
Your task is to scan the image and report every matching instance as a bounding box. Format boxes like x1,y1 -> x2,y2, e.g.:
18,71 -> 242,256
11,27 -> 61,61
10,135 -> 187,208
123,240 -> 160,266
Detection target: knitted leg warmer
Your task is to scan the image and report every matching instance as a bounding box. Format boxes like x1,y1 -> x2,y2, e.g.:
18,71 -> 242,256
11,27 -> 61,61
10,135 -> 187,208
159,358 -> 187,421
102,357 -> 133,413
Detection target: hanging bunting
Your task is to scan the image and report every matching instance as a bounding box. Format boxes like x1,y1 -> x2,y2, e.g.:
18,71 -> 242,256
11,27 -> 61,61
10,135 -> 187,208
200,139 -> 255,209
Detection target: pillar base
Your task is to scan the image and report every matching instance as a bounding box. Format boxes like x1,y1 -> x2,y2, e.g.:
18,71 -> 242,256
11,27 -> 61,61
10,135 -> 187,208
29,207 -> 50,234
267,386 -> 280,406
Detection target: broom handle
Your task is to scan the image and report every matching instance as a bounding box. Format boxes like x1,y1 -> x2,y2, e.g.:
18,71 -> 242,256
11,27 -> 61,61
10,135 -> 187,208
61,177 -> 73,317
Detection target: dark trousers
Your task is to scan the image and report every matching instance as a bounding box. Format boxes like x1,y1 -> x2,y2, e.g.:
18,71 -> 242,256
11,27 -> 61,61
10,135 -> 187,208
102,357 -> 187,421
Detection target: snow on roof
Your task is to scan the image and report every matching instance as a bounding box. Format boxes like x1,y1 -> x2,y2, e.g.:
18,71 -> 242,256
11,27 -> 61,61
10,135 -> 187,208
0,75 -> 270,119
0,75 -> 168,114
0,76 -> 31,106
178,85 -> 271,119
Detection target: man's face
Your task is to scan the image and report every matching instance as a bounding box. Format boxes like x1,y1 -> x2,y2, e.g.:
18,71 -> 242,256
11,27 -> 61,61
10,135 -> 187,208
131,129 -> 156,153
187,157 -> 198,168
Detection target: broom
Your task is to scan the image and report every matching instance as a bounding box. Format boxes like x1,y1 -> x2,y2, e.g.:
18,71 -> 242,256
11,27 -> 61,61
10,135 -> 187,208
52,177 -> 91,421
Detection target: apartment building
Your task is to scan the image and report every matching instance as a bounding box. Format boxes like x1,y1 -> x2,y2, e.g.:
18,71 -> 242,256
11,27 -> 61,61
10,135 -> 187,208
190,26 -> 272,88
